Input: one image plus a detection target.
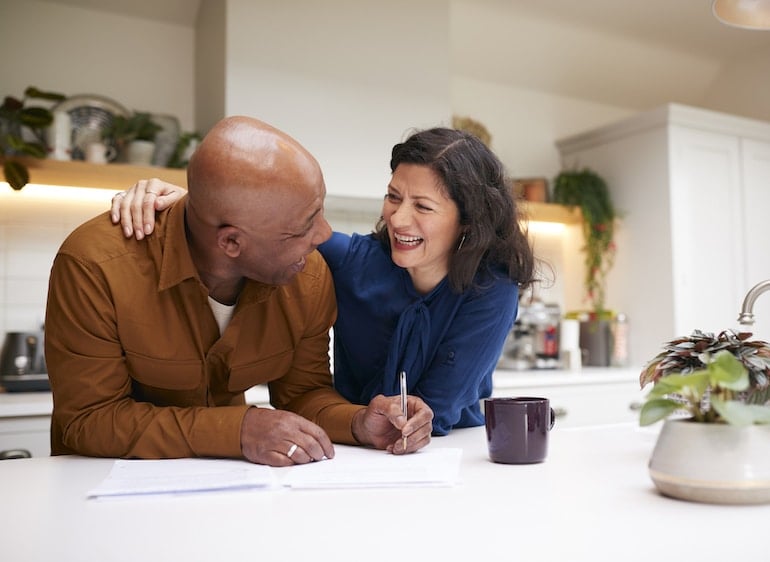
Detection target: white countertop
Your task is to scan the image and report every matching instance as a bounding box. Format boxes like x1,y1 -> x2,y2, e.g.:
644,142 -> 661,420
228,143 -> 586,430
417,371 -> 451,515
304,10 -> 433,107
0,367 -> 641,419
0,422 -> 765,561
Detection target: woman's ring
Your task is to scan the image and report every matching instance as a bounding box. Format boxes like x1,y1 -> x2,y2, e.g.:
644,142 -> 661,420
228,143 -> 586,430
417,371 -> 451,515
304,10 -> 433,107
287,444 -> 298,458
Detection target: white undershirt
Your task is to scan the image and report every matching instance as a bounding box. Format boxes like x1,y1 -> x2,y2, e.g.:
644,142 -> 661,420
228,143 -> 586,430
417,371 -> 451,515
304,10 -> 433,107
208,296 -> 236,335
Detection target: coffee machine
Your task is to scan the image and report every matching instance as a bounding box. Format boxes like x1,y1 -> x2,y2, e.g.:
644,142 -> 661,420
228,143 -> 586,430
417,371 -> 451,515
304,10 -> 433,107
498,300 -> 561,370
0,330 -> 49,392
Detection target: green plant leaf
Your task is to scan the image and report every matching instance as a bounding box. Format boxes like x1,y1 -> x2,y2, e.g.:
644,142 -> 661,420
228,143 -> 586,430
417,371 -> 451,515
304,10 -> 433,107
3,132 -> 26,151
1,96 -> 23,112
3,159 -> 29,190
708,350 -> 750,391
18,141 -> 47,159
639,398 -> 681,426
19,106 -> 53,129
23,86 -> 66,102
711,397 -> 770,426
648,371 -> 709,398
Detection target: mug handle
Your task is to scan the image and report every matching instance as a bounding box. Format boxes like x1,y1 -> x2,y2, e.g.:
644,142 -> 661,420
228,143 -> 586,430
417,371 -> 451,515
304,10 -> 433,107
548,407 -> 556,430
105,145 -> 118,162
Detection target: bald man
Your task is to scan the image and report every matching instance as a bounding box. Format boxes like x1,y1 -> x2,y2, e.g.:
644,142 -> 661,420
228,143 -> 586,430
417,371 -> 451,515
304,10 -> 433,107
45,116 -> 433,466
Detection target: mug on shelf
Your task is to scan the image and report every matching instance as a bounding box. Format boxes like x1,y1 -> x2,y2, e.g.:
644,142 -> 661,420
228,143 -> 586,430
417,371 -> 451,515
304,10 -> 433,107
85,142 -> 116,164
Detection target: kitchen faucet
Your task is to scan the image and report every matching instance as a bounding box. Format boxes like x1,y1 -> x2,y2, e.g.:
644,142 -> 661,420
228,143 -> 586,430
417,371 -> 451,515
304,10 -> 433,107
737,279 -> 770,326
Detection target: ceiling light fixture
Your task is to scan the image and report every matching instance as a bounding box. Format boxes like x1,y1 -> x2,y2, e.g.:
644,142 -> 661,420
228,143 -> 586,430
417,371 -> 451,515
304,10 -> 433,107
712,0 -> 770,30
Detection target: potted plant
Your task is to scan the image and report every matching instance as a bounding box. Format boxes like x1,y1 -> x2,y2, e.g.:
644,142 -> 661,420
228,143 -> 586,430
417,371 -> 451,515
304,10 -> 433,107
102,111 -> 161,165
552,168 -> 619,365
167,131 -> 201,169
639,330 -> 770,504
0,86 -> 66,190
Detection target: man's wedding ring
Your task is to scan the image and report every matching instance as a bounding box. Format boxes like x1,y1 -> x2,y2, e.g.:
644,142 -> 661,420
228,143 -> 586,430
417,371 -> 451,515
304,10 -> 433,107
287,444 -> 298,458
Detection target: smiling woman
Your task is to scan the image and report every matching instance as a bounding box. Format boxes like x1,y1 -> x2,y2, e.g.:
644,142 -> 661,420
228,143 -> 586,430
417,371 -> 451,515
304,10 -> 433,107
320,127 -> 537,435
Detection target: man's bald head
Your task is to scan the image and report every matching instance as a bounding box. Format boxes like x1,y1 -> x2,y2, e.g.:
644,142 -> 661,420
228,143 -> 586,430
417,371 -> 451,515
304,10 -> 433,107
182,115 -> 331,289
186,116 -> 323,227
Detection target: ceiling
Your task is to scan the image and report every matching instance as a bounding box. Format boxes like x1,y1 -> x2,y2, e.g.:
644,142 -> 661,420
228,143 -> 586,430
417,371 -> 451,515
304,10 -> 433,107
484,0 -> 770,61
42,0 -> 202,26
43,0 -> 770,59
42,0 -> 770,111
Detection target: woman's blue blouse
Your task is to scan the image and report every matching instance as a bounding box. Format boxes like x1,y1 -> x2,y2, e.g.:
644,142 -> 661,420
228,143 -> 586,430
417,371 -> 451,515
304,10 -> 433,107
318,232 -> 519,435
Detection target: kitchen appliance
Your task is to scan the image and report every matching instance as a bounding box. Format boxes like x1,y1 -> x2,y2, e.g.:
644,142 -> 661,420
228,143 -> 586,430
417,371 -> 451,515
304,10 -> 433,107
498,301 -> 561,370
0,330 -> 49,392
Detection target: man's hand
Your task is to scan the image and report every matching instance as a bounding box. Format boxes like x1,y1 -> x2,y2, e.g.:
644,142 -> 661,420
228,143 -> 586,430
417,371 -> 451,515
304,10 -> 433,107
240,407 -> 335,466
352,394 -> 433,454
110,178 -> 186,240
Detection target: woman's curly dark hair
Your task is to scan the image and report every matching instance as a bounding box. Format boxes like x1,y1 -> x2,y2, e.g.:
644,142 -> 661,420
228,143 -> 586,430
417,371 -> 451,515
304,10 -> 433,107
373,127 -> 536,293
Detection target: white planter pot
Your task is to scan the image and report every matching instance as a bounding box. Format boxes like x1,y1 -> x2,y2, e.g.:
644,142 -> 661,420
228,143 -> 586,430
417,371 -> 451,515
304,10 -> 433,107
126,140 -> 156,166
649,418 -> 770,504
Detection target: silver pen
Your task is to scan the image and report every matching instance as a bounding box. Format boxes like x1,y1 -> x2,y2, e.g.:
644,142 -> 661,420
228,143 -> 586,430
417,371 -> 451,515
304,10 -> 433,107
400,370 -> 408,451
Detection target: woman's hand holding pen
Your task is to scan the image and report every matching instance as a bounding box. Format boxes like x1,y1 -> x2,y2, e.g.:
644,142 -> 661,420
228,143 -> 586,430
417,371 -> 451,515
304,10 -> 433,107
351,394 -> 433,454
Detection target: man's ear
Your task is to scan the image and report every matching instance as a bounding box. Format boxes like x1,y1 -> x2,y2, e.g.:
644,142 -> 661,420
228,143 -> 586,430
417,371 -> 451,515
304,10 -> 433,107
217,225 -> 242,257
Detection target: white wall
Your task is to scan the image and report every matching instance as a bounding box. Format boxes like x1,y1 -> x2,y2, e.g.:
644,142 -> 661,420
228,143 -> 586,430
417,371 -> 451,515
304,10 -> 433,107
218,0 -> 451,199
0,0 -> 196,131
451,76 -> 633,183
194,0 -> 226,134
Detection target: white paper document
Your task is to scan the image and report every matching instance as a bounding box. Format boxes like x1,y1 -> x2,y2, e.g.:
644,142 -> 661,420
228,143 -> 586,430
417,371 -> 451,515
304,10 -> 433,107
281,446 -> 462,489
87,458 -> 277,499
86,447 -> 462,499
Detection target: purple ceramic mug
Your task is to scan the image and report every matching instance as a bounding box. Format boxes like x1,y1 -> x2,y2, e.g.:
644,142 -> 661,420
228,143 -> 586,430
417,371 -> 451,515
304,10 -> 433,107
484,397 -> 556,464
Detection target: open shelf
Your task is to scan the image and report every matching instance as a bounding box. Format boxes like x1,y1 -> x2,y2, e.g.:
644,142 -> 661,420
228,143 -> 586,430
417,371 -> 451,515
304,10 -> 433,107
520,200 -> 581,224
15,159 -> 580,224
20,157 -> 187,190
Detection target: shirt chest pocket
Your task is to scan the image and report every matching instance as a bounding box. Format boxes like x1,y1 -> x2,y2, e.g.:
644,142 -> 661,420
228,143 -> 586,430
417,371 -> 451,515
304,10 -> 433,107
228,350 -> 294,392
125,352 -> 203,390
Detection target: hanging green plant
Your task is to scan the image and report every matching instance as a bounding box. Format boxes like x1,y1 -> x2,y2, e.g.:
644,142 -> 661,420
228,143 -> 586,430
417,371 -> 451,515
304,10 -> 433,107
552,167 -> 617,315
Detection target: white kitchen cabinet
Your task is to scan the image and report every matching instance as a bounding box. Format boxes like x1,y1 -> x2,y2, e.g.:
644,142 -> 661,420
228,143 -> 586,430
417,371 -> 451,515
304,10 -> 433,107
556,104 -> 770,364
0,417 -> 50,457
0,393 -> 52,458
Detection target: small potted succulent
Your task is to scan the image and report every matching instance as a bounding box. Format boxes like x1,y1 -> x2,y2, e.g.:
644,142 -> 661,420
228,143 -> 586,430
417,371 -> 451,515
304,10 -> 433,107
102,111 -> 161,165
638,330 -> 770,504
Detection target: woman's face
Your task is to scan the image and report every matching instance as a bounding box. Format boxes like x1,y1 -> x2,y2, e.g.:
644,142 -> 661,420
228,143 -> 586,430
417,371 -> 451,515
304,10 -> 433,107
382,163 -> 462,292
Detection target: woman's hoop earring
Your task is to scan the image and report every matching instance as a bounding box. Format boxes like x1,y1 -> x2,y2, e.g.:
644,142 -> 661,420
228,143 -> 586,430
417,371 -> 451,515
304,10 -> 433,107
457,233 -> 466,252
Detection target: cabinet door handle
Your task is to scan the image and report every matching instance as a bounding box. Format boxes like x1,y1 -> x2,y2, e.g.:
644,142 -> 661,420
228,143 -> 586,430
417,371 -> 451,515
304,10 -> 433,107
553,407 -> 568,418
628,401 -> 643,411
0,448 -> 31,460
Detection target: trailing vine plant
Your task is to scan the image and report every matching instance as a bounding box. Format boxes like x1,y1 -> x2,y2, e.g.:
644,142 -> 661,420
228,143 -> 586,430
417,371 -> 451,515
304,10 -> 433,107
552,167 -> 617,315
